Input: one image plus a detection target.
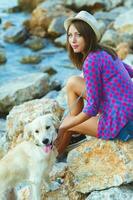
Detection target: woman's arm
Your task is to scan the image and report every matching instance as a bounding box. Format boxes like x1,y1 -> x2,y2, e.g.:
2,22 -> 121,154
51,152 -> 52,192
59,112 -> 90,132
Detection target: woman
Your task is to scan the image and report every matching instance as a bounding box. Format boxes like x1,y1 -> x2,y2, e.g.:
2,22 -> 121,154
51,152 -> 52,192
55,11 -> 133,155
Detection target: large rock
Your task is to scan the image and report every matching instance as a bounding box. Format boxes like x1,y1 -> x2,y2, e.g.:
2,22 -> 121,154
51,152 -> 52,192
65,0 -> 123,11
0,49 -> 7,64
48,16 -> 67,37
101,29 -> 120,47
4,26 -> 28,43
114,9 -> 133,35
18,0 -> 45,11
64,0 -> 106,11
28,0 -> 73,37
86,184 -> 133,200
67,138 -> 133,193
0,73 -> 49,115
6,98 -> 64,146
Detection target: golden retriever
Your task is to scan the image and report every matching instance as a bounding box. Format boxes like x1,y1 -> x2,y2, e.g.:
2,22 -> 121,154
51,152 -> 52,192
0,114 -> 60,200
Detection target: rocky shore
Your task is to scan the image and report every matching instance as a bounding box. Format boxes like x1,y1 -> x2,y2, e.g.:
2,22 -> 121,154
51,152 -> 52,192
0,0 -> 133,199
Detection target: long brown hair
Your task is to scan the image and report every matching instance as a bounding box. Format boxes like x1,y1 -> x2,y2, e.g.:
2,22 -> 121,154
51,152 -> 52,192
67,20 -> 117,70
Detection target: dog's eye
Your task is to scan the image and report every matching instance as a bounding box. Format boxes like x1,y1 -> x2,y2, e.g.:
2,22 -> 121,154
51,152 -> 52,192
35,130 -> 39,133
46,126 -> 50,130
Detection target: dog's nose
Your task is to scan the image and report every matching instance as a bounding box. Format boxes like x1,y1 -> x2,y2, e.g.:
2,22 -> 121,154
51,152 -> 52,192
42,138 -> 49,145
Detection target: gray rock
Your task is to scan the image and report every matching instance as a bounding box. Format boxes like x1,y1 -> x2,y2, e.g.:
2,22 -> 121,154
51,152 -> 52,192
0,73 -> 49,115
67,139 -> 133,193
101,29 -> 120,47
114,9 -> 133,35
54,34 -> 67,48
0,50 -> 7,64
86,185 -> 133,200
24,36 -> 45,51
20,55 -> 42,64
4,26 -> 28,43
48,16 -> 67,37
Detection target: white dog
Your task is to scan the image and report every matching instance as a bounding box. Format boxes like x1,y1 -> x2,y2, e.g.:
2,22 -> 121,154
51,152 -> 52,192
0,114 -> 60,200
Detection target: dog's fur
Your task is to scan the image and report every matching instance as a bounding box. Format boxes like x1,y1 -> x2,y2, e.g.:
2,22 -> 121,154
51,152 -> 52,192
0,114 -> 59,200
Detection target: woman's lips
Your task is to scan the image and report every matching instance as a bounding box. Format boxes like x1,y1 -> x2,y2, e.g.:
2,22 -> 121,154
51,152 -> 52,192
72,45 -> 79,49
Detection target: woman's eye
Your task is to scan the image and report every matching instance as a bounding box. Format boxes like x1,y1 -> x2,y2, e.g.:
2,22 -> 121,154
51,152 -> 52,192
46,126 -> 50,130
35,130 -> 39,133
76,33 -> 81,37
68,33 -> 72,38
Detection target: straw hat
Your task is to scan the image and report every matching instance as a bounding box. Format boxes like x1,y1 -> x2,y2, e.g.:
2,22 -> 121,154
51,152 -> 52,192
64,11 -> 101,41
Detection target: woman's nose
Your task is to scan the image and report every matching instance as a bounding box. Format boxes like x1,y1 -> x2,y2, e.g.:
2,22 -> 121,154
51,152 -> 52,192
72,35 -> 77,43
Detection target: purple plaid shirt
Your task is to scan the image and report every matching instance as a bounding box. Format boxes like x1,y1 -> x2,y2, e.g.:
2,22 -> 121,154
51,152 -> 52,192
82,50 -> 133,139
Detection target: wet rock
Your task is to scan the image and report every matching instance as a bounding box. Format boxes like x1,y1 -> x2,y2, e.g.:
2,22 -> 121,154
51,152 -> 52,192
64,0 -> 107,12
124,0 -> 133,8
0,49 -> 7,64
24,36 -> 45,51
6,98 -> 64,144
28,0 -> 72,37
20,54 -> 42,64
86,184 -> 133,200
116,42 -> 130,60
54,34 -> 67,48
48,16 -> 67,37
3,21 -> 14,30
67,138 -> 133,193
44,90 -> 59,99
40,66 -> 57,75
118,33 -> 133,49
0,118 -> 6,138
4,26 -> 28,43
101,29 -> 120,47
0,73 -> 49,116
18,0 -> 45,11
114,9 -> 133,35
7,6 -> 21,13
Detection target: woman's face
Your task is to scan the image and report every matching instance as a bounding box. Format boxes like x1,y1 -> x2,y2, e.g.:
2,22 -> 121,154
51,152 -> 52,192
68,24 -> 86,54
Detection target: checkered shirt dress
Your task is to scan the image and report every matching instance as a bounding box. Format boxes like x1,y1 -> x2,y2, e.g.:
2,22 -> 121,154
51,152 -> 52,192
82,50 -> 133,139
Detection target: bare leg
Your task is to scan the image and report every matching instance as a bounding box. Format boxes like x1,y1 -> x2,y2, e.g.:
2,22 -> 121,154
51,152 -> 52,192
56,76 -> 98,155
66,75 -> 86,116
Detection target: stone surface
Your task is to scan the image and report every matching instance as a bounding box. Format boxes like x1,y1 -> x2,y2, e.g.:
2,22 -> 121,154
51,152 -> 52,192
54,34 -> 67,48
67,138 -> 133,193
4,26 -> 28,43
101,29 -> 120,47
0,49 -> 7,64
86,184 -> 133,200
6,98 -> 64,146
48,16 -> 67,37
0,73 -> 49,115
20,55 -> 42,64
24,36 -> 45,51
114,9 -> 133,34
18,0 -> 44,11
28,0 -> 72,37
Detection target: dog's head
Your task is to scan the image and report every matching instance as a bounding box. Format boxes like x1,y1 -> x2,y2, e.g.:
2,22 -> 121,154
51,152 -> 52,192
24,114 -> 60,148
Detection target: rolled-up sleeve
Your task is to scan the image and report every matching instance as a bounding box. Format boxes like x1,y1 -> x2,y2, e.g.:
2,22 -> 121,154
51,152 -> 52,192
82,54 -> 102,116
122,62 -> 133,78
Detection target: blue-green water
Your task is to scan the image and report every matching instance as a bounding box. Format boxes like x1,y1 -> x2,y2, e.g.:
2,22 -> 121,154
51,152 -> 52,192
0,0 -> 79,86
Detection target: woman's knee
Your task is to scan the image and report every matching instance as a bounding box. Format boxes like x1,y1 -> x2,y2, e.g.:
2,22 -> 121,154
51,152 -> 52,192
66,76 -> 81,91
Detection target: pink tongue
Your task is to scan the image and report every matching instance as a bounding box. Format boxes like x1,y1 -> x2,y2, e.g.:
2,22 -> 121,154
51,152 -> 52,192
43,145 -> 52,153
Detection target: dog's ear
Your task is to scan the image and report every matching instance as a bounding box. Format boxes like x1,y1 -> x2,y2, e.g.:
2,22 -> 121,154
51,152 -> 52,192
23,123 -> 32,140
52,115 -> 61,129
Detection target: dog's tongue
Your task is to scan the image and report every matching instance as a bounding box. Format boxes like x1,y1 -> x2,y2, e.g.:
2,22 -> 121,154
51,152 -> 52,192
43,144 -> 52,153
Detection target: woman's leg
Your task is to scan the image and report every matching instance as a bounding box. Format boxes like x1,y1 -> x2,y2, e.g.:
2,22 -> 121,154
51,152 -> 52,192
66,75 -> 86,115
57,116 -> 98,155
56,76 -> 98,155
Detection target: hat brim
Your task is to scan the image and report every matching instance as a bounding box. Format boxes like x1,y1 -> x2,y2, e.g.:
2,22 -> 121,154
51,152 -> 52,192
64,16 -> 101,41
